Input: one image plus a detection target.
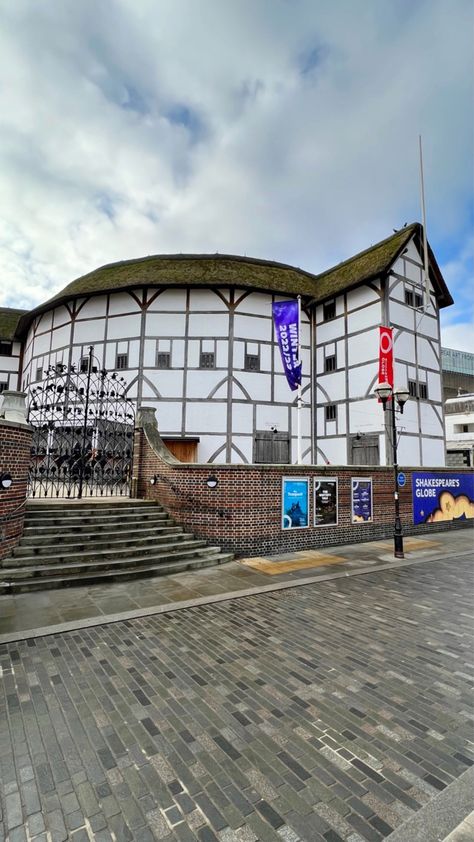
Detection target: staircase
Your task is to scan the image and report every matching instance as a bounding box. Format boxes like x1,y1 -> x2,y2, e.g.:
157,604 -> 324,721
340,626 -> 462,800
0,499 -> 234,593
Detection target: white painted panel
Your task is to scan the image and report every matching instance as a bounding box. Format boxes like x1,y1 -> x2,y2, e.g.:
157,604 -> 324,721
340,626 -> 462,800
189,289 -> 228,312
347,285 -> 380,310
150,370 -> 183,398
231,402 -> 253,434
238,371 -> 271,401
349,399 -> 381,434
290,406 -> 311,437
187,340 -> 200,367
230,436 -> 252,463
73,318 -> 106,343
148,289 -> 187,311
316,316 -> 344,344
337,409 -> 346,436
403,260 -> 423,285
346,327 -> 379,366
154,401 -> 183,433
260,344 -> 271,370
256,404 -> 289,431
290,436 -> 312,464
188,312 -> 229,337
216,340 -> 228,368
316,347 -> 324,373
143,340 -> 156,367
77,296 -> 108,319
146,312 -> 186,337
105,343 -> 115,369
389,275 -> 405,302
347,302 -> 381,334
108,292 -> 141,315
426,372 -> 442,404
186,401 -> 227,432
51,325 -> 72,348
417,338 -> 439,370
398,400 -> 419,434
417,314 -> 439,340
173,340 -> 185,367
404,238 -> 422,264
237,291 -> 273,317
319,371 -> 346,401
0,357 -> 20,373
420,401 -> 443,435
128,341 -> 140,369
394,331 -> 415,362
301,348 -> 311,373
274,374 -> 298,404
140,378 -> 160,399
233,341 -> 245,368
187,370 -> 227,399
124,377 -> 138,399
37,311 -> 53,332
337,340 -> 346,368
389,301 -> 414,330
422,437 -> 445,467
397,434 -> 421,466
52,306 -> 71,328
235,313 -> 271,342
348,363 -> 376,400
317,438 -> 347,465
107,314 -> 141,340
199,436 -> 226,464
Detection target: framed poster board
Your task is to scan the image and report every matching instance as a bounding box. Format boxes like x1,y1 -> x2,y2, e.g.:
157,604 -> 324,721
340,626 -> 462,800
314,477 -> 338,526
412,472 -> 474,524
282,477 -> 309,529
351,477 -> 373,523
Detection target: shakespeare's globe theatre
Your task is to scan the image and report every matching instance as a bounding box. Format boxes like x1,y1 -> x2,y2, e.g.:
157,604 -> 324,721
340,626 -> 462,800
11,224 -> 453,467
20,255 -> 313,464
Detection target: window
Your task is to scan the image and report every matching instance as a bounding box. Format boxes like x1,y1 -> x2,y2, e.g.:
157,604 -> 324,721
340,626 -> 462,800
200,352 -> 215,369
0,381 -> 8,393
245,353 -> 260,371
254,430 -> 290,464
419,382 -> 428,400
36,366 -> 43,382
0,341 -> 12,356
323,300 -> 336,321
408,380 -> 418,398
405,288 -> 423,308
116,353 -> 128,370
404,289 -> 414,307
414,292 -> 423,308
156,352 -> 171,369
325,404 -> 337,421
325,354 -> 336,373
80,357 -> 89,373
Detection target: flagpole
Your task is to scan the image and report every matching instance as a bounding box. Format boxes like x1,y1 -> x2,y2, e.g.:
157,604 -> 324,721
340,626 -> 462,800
297,295 -> 302,465
419,135 -> 430,310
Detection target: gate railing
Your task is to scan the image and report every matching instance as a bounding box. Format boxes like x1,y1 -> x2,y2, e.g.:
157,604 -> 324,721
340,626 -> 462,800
27,346 -> 135,499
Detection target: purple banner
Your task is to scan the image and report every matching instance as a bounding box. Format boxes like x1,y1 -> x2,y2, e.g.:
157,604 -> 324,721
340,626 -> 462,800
272,300 -> 302,391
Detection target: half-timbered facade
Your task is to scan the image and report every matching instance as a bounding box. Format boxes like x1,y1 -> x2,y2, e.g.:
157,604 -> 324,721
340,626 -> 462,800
1,223 -> 453,466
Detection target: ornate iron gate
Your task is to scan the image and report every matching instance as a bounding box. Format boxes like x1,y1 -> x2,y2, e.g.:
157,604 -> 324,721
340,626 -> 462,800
27,347 -> 135,499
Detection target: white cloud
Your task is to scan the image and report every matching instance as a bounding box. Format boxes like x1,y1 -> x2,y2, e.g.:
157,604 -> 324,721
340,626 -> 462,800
0,0 -> 472,332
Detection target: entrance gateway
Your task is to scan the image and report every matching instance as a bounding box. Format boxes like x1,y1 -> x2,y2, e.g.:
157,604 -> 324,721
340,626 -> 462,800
27,347 -> 135,499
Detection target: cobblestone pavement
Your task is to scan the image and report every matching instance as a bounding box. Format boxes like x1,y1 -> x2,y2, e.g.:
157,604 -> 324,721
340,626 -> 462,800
1,556 -> 473,842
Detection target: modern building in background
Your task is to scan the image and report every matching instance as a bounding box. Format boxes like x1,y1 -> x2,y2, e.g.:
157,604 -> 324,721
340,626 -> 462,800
0,222 -> 454,467
441,347 -> 474,399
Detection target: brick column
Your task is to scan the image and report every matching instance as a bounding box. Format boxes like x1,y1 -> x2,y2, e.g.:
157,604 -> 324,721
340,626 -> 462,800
0,418 -> 32,561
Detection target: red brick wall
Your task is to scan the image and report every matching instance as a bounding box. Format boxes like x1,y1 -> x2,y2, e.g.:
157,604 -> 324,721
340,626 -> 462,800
133,421 -> 473,557
0,421 -> 32,561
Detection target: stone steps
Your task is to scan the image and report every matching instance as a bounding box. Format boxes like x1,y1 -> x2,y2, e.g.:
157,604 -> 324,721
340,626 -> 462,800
1,499 -> 233,593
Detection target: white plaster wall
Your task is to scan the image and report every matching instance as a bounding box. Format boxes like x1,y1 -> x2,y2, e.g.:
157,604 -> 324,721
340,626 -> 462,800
398,434 -> 421,465
346,328 -> 379,366
420,402 -> 443,437
417,314 -> 439,340
316,316 -> 345,344
186,370 -> 227,399
389,301 -> 414,330
349,399 -> 380,435
290,406 -> 311,437
108,292 -> 141,315
231,403 -> 254,434
417,338 -> 439,370
317,437 -> 347,465
52,306 -> 71,328
150,370 -> 184,398
422,437 -> 445,466
347,302 -> 381,334
77,296 -> 108,318
347,284 -> 380,309
426,372 -> 442,404
153,401 -> 184,433
107,314 -> 141,340
256,404 -> 289,431
199,437 -> 227,463
188,312 -> 229,337
186,401 -> 227,432
394,331 -> 415,362
230,437 -> 252,463
348,364 -> 376,400
74,319 -> 106,343
318,371 -> 346,401
235,313 -> 272,342
148,289 -> 187,311
189,289 -> 228,311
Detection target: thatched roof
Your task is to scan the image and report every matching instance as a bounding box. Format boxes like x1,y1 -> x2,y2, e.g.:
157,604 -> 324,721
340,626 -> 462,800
13,223 -> 452,337
0,307 -> 28,340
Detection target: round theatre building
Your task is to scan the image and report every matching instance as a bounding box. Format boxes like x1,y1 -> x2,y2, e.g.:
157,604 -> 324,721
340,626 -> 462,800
20,254 -> 314,465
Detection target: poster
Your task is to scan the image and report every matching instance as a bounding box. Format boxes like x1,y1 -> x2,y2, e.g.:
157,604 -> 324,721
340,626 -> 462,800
351,477 -> 373,523
314,478 -> 338,526
282,477 -> 309,529
412,472 -> 474,524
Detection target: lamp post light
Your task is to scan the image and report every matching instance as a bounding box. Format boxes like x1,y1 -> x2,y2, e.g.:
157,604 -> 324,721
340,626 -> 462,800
374,382 -> 410,558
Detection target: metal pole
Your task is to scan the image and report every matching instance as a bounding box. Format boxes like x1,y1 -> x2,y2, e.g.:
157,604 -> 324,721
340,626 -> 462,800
391,398 -> 404,558
78,345 -> 94,499
419,135 -> 430,310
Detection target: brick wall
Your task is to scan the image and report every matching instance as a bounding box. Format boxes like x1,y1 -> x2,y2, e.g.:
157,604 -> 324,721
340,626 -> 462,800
0,420 -> 32,561
133,411 -> 473,557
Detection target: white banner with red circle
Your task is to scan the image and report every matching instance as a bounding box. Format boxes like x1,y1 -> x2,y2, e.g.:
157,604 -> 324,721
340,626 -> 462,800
378,326 -> 393,386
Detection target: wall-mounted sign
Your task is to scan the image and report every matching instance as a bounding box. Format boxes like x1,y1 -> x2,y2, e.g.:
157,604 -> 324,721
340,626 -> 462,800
351,477 -> 373,523
412,472 -> 474,524
282,477 -> 309,529
314,478 -> 338,526
397,472 -> 406,488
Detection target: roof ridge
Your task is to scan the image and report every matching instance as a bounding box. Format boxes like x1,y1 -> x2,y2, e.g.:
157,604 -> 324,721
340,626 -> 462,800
316,222 -> 419,279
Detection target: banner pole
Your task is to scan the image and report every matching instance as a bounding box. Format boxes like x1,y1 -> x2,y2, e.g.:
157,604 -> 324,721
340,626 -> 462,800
297,295 -> 302,465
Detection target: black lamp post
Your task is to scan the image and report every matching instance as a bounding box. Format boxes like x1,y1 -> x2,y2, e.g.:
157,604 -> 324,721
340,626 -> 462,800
374,382 -> 410,558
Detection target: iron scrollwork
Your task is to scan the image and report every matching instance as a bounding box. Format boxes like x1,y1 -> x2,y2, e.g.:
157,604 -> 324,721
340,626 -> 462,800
27,347 -> 135,499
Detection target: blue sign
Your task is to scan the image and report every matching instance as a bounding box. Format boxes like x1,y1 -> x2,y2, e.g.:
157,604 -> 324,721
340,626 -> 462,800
282,477 -> 309,529
412,472 -> 474,524
351,477 -> 373,523
398,472 -> 406,488
272,300 -> 302,392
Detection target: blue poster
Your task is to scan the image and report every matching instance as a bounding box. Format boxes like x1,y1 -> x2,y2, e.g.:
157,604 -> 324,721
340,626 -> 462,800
272,300 -> 302,391
351,477 -> 373,523
282,477 -> 309,529
412,472 -> 474,524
